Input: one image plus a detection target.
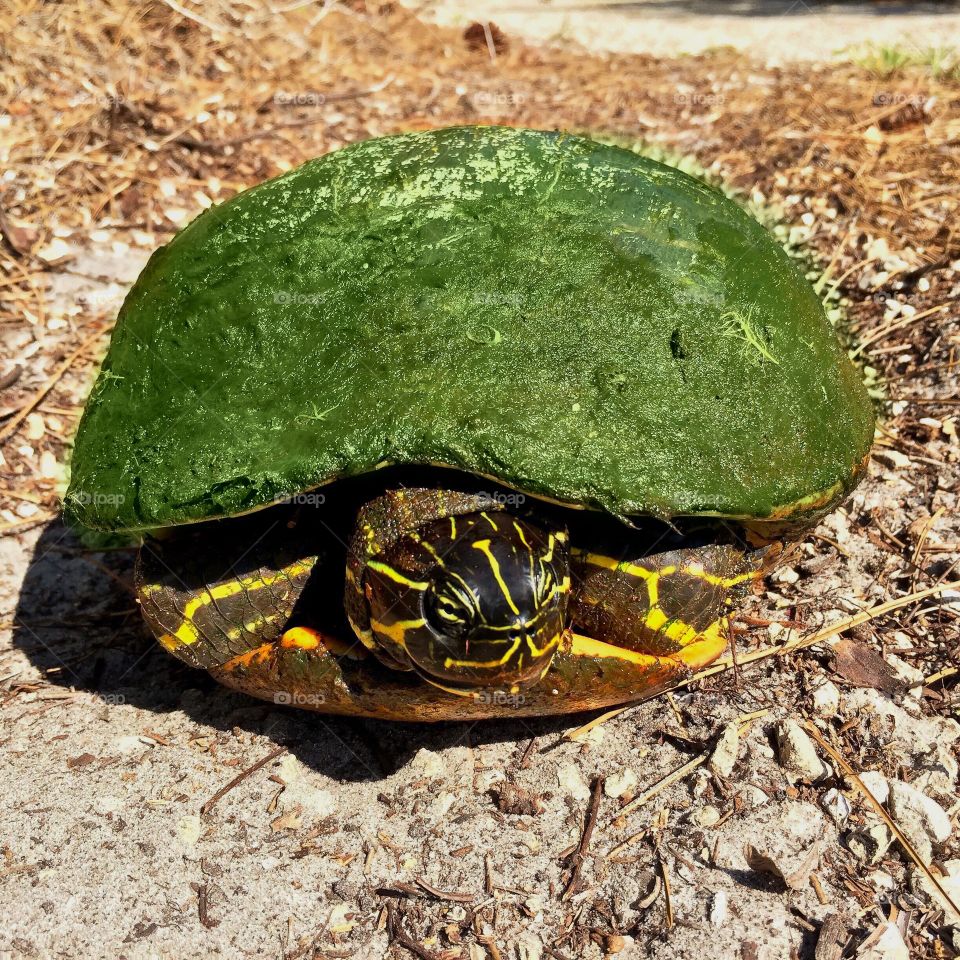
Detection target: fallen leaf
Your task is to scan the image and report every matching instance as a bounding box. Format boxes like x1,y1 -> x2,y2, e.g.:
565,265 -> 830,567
271,808 -> 302,832
831,638 -> 903,695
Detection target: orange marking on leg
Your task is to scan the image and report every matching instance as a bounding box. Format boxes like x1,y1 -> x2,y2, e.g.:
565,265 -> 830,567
281,626 -> 367,659
223,642 -> 276,671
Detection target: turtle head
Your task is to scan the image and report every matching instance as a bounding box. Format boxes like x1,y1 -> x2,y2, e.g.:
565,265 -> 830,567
363,514 -> 570,693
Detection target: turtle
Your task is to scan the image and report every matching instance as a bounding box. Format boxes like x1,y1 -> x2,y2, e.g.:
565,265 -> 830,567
64,126 -> 874,721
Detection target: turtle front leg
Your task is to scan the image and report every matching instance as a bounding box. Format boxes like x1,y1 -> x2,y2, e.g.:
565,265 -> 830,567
136,510 -> 320,670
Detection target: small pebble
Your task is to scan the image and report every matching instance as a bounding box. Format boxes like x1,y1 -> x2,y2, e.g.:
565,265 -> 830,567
177,815 -> 202,846
604,768 -> 637,798
888,779 -> 951,862
847,821 -> 893,864
775,718 -> 828,781
709,721 -> 740,778
845,770 -> 889,805
737,785 -> 770,809
412,748 -> 446,778
811,680 -> 840,717
557,763 -> 591,803
695,805 -> 721,828
776,566 -> 800,585
710,890 -> 728,926
857,921 -> 909,960
821,787 -> 851,822
25,412 -> 45,440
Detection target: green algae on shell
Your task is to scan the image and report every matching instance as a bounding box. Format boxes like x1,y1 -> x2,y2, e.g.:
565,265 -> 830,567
65,125 -> 874,533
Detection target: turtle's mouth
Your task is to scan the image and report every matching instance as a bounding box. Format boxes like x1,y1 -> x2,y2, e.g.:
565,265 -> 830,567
406,630 -> 562,699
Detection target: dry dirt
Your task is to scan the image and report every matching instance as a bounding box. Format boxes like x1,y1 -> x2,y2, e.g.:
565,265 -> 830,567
411,0 -> 960,63
1,3 -> 959,959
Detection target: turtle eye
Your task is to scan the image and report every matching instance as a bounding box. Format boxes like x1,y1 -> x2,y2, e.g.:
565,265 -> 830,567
424,578 -> 477,640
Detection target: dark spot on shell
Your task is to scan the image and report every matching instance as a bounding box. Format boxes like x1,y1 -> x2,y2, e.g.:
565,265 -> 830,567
670,328 -> 686,361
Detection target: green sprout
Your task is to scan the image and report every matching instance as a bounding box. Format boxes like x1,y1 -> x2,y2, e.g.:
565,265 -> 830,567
719,306 -> 779,365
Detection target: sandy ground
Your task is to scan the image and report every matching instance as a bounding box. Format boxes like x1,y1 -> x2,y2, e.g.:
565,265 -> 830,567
2,3 -> 960,959
411,0 -> 960,62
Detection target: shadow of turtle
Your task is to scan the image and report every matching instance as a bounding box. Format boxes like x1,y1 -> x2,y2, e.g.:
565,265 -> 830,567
12,521 -> 598,782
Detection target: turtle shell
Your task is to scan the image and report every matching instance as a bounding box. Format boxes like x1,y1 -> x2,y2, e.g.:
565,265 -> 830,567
65,126 -> 874,533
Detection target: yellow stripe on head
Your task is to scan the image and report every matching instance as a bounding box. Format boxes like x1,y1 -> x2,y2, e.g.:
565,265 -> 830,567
471,538 -> 520,616
366,560 -> 430,591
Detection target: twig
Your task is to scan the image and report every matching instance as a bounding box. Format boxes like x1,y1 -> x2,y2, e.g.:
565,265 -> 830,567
659,855 -> 674,929
563,775 -> 604,900
615,753 -> 708,821
0,512 -> 57,537
918,665 -> 958,687
669,580 -> 960,691
377,880 -> 475,904
519,735 -> 537,768
564,706 -> 630,742
171,77 -> 394,152
157,0 -> 240,35
200,745 -> 286,816
197,882 -> 218,928
607,828 -> 649,858
386,902 -> 441,960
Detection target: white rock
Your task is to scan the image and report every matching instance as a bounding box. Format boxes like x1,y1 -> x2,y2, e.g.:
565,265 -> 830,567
845,688 -> 960,759
886,654 -> 924,702
695,805 -> 721,828
888,780 -> 952,861
556,763 -> 591,803
476,770 -> 503,792
93,795 -> 124,816
582,726 -> 605,745
710,890 -> 728,926
25,412 -> 45,440
283,779 -> 335,818
776,566 -> 800,585
856,921 -> 909,960
737,785 -> 770,809
517,933 -> 543,960
38,450 -> 60,479
915,860 -> 960,926
429,790 -> 456,820
867,870 -> 897,894
821,788 -> 852,823
411,748 -> 446,778
775,719 -> 828,780
177,814 -> 203,846
847,821 -> 894,864
913,744 -> 959,804
327,902 -> 356,933
811,680 -> 841,718
605,768 -> 638,798
709,721 -> 740,778
278,753 -> 306,783
845,770 -> 890,805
